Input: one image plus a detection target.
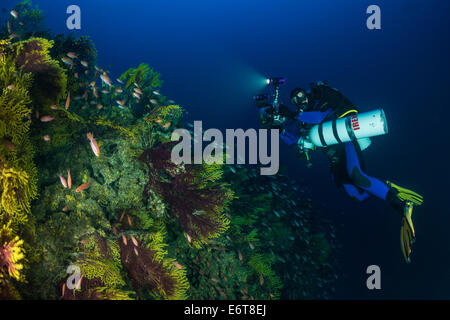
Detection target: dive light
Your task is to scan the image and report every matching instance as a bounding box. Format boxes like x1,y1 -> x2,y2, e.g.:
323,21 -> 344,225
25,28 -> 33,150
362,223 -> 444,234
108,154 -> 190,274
301,109 -> 388,149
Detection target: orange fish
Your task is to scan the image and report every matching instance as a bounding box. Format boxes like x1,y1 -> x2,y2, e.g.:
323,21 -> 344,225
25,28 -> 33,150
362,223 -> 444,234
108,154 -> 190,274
65,92 -> 71,110
100,73 -> 111,87
120,210 -> 125,222
238,250 -> 243,261
67,170 -> 72,189
61,283 -> 66,298
59,175 -> 68,188
61,57 -> 73,66
87,133 -> 100,157
67,52 -> 78,59
76,276 -> 83,289
43,135 -> 51,142
133,87 -> 143,95
50,105 -> 59,110
134,248 -> 139,256
161,122 -> 171,129
90,81 -> 96,87
40,116 -> 55,122
7,84 -> 15,90
80,61 -> 88,68
127,215 -> 132,226
130,235 -> 138,246
172,261 -> 183,270
62,206 -> 69,212
74,73 -> 78,79
10,10 -> 18,19
75,181 -> 91,193
121,234 -> 128,246
112,226 -> 118,235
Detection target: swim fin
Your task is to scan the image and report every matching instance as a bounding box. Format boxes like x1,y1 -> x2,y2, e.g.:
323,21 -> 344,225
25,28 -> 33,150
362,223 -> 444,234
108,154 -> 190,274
386,181 -> 423,206
400,201 -> 415,263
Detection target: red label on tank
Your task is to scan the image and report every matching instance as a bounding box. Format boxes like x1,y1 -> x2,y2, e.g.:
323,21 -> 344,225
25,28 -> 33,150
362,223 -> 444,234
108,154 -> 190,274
351,116 -> 360,130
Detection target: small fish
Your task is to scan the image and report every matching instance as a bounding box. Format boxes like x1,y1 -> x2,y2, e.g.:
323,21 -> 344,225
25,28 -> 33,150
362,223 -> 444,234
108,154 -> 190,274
120,211 -> 125,222
87,132 -> 100,157
7,21 -> 12,34
116,100 -> 125,106
59,175 -> 68,188
130,235 -> 138,246
238,251 -> 243,261
96,104 -> 103,110
43,135 -> 51,142
40,116 -> 55,122
61,57 -> 73,66
185,233 -> 192,243
134,248 -> 139,256
7,84 -> 15,90
81,105 -> 88,110
35,110 -> 40,119
100,73 -> 112,87
133,82 -> 140,88
74,73 -> 79,79
92,87 -> 98,98
67,170 -> 72,189
133,87 -> 143,95
132,92 -> 141,99
80,60 -> 88,68
127,215 -> 132,226
112,226 -> 118,235
161,122 -> 171,129
85,70 -> 89,75
172,261 -> 183,270
50,105 -> 59,110
67,52 -> 78,59
90,81 -> 96,87
62,206 -> 69,212
150,99 -> 158,105
101,90 -> 110,95
10,10 -> 18,19
115,87 -> 123,94
122,234 -> 128,245
116,78 -> 124,84
65,92 -> 71,110
168,100 -> 175,104
259,274 -> 264,286
61,283 -> 66,298
83,91 -> 89,102
76,276 -> 83,289
75,181 -> 91,193
249,242 -> 255,250
9,33 -> 19,40
153,90 -> 160,96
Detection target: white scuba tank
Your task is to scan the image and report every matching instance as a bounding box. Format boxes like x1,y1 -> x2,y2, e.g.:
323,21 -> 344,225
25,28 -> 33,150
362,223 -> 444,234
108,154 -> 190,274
308,109 -> 388,148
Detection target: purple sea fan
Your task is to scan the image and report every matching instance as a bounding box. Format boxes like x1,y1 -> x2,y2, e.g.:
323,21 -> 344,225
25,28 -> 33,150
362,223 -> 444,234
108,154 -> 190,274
138,142 -> 232,246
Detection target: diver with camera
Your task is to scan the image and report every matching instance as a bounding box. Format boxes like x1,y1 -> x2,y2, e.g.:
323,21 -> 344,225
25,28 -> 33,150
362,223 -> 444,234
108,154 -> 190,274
255,79 -> 423,263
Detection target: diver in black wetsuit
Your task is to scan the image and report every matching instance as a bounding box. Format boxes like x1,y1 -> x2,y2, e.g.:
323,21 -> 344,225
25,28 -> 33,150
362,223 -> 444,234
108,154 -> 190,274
257,81 -> 424,263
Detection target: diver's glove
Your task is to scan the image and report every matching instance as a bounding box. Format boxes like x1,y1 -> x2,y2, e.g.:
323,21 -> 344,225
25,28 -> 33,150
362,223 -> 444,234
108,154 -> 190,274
400,201 -> 415,263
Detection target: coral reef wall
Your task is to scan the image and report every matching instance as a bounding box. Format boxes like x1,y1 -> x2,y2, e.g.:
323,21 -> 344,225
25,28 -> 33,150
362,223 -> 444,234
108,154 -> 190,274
0,0 -> 339,300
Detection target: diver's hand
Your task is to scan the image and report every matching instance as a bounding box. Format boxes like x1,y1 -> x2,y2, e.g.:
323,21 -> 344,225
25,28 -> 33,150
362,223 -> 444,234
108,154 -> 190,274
400,202 -> 415,263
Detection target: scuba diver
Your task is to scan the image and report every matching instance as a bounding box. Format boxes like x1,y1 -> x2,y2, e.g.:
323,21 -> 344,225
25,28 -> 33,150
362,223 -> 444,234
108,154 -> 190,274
256,80 -> 423,263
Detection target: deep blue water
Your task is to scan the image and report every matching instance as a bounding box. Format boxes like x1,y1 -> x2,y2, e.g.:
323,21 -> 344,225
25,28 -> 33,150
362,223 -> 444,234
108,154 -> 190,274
4,0 -> 450,299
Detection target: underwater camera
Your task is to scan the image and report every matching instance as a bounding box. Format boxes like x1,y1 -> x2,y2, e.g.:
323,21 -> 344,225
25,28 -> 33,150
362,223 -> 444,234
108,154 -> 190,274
254,77 -> 286,125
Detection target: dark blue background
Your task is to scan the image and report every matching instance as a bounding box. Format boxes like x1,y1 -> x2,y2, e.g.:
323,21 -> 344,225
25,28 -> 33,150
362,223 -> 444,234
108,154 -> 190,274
4,0 -> 449,299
